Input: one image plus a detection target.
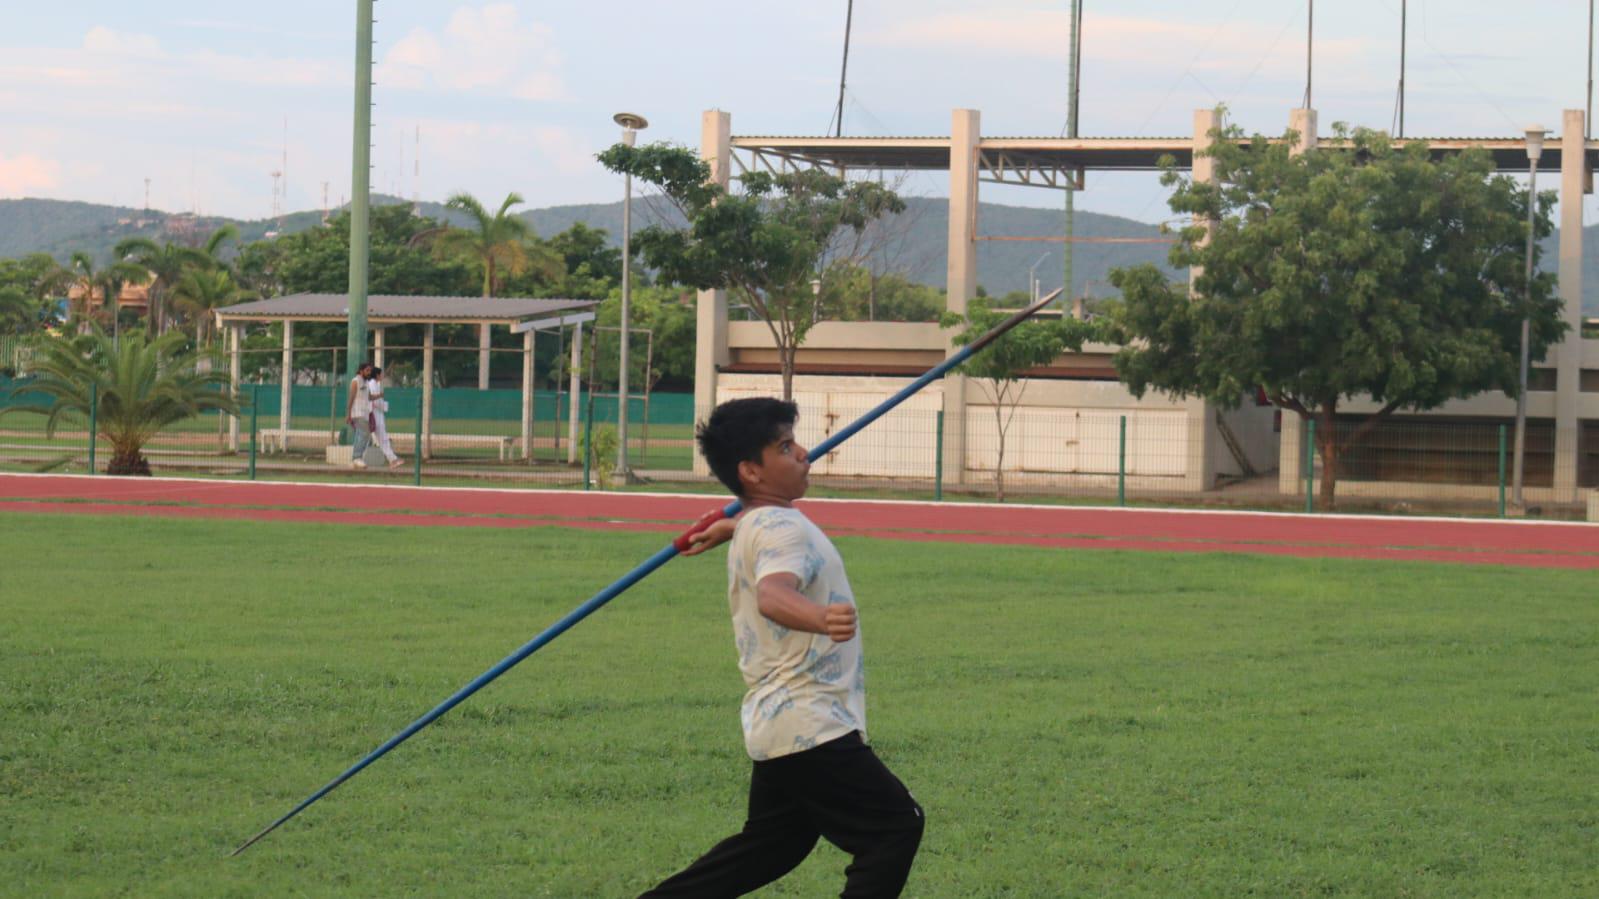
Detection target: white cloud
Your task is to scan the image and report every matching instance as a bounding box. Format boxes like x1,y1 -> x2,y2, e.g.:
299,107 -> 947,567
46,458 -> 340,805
82,26 -> 162,58
377,4 -> 567,100
0,153 -> 62,195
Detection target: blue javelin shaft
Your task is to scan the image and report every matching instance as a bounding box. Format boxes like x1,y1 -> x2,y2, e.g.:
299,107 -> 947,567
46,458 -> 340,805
231,289 -> 1059,856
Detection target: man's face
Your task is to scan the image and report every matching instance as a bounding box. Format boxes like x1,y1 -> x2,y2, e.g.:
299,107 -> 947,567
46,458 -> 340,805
749,424 -> 810,501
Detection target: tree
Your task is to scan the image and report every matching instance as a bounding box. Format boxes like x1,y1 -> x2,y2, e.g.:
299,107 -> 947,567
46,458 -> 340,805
2,327 -> 237,475
424,192 -> 561,297
171,268 -> 253,348
0,287 -> 42,334
1105,121 -> 1567,508
68,253 -> 147,335
942,297 -> 1090,501
0,253 -> 72,328
112,237 -> 207,333
598,144 -> 906,399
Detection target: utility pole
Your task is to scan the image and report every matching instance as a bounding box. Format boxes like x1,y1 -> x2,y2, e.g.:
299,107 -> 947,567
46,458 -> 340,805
1304,0 -> 1314,109
346,0 -> 373,383
1063,0 -> 1082,306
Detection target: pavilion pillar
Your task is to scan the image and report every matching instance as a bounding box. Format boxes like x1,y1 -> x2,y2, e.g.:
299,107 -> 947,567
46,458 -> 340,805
373,326 -> 385,369
521,329 -> 535,461
568,319 -> 583,464
693,109 -> 731,475
478,323 -> 491,390
227,322 -> 241,452
279,320 -> 294,452
1278,107 -> 1316,496
422,323 -> 435,459
1553,108 -> 1585,502
941,108 -> 980,485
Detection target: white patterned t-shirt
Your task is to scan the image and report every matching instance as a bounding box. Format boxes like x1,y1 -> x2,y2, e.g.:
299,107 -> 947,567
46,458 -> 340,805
727,505 -> 866,761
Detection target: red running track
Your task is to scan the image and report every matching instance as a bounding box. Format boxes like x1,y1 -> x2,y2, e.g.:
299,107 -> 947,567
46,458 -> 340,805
1,473 -> 1595,570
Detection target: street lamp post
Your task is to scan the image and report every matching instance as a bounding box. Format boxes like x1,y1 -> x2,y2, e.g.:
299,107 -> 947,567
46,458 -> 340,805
1512,124 -> 1545,508
1026,251 -> 1053,304
613,112 -> 648,482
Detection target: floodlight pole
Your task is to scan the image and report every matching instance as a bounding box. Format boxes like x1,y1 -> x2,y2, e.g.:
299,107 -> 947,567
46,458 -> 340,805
346,0 -> 373,384
1512,126 -> 1545,508
613,113 -> 648,483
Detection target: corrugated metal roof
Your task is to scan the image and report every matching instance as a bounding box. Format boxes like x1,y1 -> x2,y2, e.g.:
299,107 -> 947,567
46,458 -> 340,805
216,294 -> 598,323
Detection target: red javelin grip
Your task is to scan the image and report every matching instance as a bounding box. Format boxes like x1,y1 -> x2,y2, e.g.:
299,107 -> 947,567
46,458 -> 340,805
673,507 -> 729,553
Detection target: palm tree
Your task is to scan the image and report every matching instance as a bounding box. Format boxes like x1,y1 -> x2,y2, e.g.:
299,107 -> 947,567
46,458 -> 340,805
69,253 -> 148,335
427,192 -> 559,296
1,326 -> 237,475
0,286 -> 41,332
170,268 -> 253,348
112,237 -> 207,333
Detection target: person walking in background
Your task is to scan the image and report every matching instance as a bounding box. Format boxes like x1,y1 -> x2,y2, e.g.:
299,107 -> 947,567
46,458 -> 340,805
367,367 -> 403,469
345,361 -> 374,469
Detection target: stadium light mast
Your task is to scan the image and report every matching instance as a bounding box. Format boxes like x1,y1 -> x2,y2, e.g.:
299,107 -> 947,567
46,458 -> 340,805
614,112 -> 649,482
1512,125 -> 1546,509
1063,0 -> 1082,306
346,0 -> 374,385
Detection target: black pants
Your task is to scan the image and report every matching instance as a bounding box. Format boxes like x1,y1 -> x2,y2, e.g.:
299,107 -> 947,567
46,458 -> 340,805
641,732 -> 924,898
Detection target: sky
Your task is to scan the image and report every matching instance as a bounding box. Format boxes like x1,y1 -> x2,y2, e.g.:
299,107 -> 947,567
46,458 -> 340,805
2,0 -> 1595,227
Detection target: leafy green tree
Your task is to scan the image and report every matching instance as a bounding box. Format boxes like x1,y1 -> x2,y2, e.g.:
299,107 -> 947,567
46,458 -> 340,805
240,205 -> 476,297
822,265 -> 943,322
2,327 -> 237,475
1106,122 -> 1567,508
0,253 -> 72,327
0,286 -> 42,334
585,284 -> 697,392
942,297 -> 1090,501
546,221 -> 623,293
598,144 -> 906,399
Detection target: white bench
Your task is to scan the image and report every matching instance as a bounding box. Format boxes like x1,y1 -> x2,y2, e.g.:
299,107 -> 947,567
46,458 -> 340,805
260,428 -> 516,461
258,428 -> 338,454
386,433 -> 517,461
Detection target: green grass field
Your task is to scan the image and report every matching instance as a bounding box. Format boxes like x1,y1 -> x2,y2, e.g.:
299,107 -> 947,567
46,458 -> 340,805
2,512 -> 1594,897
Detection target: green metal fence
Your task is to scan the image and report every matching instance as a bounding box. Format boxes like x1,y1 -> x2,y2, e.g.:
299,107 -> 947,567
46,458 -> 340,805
3,370 -> 1590,519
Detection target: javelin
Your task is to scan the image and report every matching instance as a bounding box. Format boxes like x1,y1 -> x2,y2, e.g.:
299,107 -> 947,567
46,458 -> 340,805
231,288 -> 1061,856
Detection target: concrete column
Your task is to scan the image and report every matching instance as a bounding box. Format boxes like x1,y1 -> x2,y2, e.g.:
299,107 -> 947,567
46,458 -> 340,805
942,108 -> 981,483
422,323 -> 435,459
373,327 -> 385,368
1279,414 -> 1305,496
478,323 -> 491,390
521,329 -> 535,461
1289,107 -> 1318,153
568,320 -> 583,464
1189,108 -> 1220,293
693,109 -> 732,475
1554,108 -> 1585,501
1277,108 -> 1318,494
279,320 -> 294,451
1186,108 -> 1226,491
225,323 -> 241,451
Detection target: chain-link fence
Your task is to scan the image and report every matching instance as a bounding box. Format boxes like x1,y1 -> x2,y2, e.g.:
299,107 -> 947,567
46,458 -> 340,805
3,368 -> 1593,518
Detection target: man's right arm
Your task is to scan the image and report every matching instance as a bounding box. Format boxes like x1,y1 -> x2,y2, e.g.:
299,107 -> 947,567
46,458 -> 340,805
756,573 -> 856,642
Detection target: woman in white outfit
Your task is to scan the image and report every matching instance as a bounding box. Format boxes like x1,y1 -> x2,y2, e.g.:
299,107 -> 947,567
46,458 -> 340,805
367,367 -> 404,469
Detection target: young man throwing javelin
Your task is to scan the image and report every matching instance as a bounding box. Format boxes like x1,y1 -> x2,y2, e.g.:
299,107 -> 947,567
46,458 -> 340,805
643,397 -> 924,898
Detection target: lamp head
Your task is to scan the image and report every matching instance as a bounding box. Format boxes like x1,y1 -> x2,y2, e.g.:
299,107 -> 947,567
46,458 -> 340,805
1524,125 -> 1547,163
613,112 -> 649,131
